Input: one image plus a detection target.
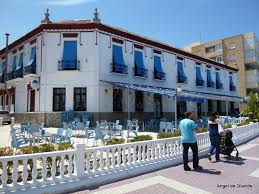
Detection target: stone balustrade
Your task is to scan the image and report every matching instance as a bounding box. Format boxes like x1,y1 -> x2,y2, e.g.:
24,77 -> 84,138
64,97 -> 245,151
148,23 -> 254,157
0,123 -> 259,193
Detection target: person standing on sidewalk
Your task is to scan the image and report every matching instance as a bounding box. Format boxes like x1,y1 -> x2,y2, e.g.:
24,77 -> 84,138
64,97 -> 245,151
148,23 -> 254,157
179,111 -> 202,171
207,112 -> 221,162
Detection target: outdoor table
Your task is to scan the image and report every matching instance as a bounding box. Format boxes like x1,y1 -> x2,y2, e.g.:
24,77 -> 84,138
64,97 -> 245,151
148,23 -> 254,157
30,131 -> 55,145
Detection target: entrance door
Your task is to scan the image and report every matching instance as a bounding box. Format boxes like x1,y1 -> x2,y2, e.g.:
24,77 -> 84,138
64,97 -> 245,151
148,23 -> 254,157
154,94 -> 162,118
177,101 -> 186,119
30,90 -> 35,112
197,103 -> 202,118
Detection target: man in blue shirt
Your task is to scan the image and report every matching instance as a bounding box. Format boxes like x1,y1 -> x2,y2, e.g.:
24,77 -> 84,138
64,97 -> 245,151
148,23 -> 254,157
179,111 -> 202,171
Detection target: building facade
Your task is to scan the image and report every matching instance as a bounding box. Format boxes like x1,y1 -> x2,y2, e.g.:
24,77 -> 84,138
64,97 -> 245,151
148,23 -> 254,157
0,10 -> 240,126
186,33 -> 259,110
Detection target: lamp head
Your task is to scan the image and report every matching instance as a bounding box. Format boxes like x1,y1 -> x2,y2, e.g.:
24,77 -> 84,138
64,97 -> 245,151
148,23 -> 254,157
176,87 -> 182,94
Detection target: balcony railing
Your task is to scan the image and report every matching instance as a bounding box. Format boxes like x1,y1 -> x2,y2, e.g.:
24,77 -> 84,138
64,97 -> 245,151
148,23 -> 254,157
134,66 -> 148,77
58,60 -> 80,71
196,79 -> 205,87
24,64 -> 36,76
0,75 -> 5,83
216,82 -> 224,89
230,85 -> 236,91
111,62 -> 128,74
177,75 -> 187,83
13,68 -> 23,79
207,81 -> 215,88
154,70 -> 166,80
6,72 -> 15,81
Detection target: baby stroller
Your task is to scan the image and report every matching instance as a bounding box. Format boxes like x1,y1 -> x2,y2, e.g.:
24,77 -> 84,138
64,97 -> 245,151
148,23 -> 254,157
220,130 -> 239,158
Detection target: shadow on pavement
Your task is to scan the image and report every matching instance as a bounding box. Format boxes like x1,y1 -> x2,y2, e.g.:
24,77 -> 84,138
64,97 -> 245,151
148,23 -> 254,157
217,156 -> 246,165
192,168 -> 221,175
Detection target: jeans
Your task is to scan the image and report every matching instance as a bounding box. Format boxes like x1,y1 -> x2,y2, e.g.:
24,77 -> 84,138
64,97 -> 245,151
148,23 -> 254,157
182,143 -> 199,168
209,135 -> 221,160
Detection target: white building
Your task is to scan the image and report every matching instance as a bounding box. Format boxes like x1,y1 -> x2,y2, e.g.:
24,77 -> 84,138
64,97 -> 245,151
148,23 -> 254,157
0,9 -> 240,126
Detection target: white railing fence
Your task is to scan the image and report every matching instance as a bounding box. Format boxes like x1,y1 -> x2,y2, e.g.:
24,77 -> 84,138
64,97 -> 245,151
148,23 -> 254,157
0,123 -> 259,193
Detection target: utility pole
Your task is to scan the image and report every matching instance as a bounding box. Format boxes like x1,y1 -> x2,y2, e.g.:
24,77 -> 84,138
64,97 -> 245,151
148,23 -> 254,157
5,33 -> 10,111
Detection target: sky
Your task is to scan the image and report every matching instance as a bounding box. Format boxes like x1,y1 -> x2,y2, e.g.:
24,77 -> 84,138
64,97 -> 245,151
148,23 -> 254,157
0,0 -> 259,50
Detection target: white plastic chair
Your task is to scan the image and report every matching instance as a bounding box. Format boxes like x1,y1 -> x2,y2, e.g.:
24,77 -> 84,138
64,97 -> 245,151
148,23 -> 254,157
159,121 -> 167,132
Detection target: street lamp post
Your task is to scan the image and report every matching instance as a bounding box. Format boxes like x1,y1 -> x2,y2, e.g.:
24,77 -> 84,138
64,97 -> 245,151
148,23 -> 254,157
4,33 -> 10,111
174,86 -> 182,130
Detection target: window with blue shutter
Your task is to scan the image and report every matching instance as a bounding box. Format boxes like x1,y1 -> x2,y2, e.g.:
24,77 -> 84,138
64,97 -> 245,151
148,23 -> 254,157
26,47 -> 36,67
207,69 -> 215,87
61,41 -> 77,70
216,71 -> 223,89
16,53 -> 23,70
112,45 -> 128,74
177,61 -> 187,83
0,61 -> 5,83
10,56 -> 17,72
196,66 -> 204,86
13,53 -> 23,78
154,56 -> 165,80
230,75 -> 236,91
134,50 -> 147,77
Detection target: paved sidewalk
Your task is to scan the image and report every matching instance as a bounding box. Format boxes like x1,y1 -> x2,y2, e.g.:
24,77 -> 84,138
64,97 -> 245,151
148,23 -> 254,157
71,137 -> 259,194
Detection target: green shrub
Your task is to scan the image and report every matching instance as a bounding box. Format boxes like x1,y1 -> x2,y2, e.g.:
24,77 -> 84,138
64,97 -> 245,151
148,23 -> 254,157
130,135 -> 152,142
58,143 -> 73,150
158,131 -> 181,139
237,120 -> 250,126
40,144 -> 55,152
224,124 -> 232,129
106,138 -> 125,145
196,128 -> 208,133
0,147 -> 14,157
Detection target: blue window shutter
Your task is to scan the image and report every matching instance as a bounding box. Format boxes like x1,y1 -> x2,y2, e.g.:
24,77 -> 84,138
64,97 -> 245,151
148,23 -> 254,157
154,56 -> 165,79
216,72 -> 223,89
196,66 -> 204,86
230,76 -> 236,91
26,47 -> 36,67
177,61 -> 186,82
207,69 -> 215,87
16,53 -> 23,70
154,56 -> 163,72
134,50 -> 145,76
12,56 -> 17,72
0,62 -> 4,76
62,41 -> 77,70
113,45 -> 126,73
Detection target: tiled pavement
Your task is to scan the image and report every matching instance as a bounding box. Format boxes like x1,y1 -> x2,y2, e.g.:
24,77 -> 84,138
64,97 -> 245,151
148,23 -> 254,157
71,136 -> 259,194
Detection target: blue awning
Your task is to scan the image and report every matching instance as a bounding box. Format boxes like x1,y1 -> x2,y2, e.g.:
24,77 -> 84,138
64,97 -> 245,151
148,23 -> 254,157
11,55 -> 17,72
134,50 -> 146,76
177,61 -> 187,83
100,80 -> 241,102
230,76 -> 236,91
15,53 -> 23,71
61,41 -> 77,70
25,47 -> 36,67
154,56 -> 164,73
216,71 -> 223,89
196,66 -> 204,86
0,63 -> 4,76
207,69 -> 215,87
177,96 -> 204,103
112,45 -> 127,73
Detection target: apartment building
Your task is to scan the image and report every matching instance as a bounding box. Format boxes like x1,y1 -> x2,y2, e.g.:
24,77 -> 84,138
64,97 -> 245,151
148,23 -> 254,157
186,33 -> 259,110
0,9 -> 240,126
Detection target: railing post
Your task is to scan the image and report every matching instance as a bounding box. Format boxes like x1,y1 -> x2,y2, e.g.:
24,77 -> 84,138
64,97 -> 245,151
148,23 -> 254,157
75,144 -> 85,177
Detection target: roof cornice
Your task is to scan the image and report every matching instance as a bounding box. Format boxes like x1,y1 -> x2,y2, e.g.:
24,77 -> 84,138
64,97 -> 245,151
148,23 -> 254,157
0,22 -> 238,72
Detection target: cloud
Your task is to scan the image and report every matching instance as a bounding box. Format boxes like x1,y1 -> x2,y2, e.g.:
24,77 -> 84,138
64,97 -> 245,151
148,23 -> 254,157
44,0 -> 96,6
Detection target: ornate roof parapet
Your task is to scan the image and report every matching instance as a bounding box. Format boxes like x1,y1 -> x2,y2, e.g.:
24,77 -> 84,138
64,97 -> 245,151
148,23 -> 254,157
41,8 -> 52,24
93,8 -> 101,23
